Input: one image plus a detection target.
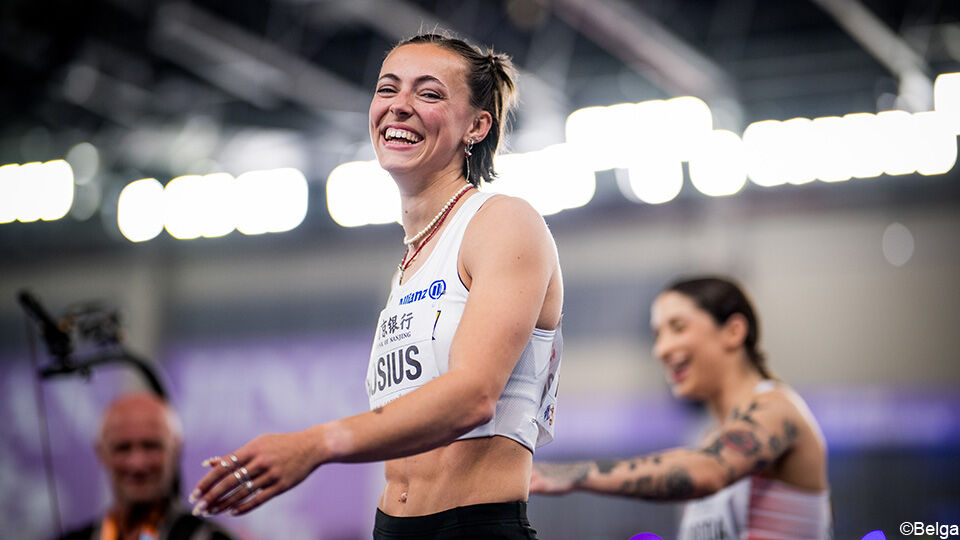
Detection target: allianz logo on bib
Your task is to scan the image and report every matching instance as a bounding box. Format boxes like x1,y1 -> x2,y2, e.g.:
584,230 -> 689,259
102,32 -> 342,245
399,279 -> 446,305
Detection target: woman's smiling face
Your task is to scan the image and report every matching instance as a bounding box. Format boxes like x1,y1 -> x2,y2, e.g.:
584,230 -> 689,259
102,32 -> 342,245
369,43 -> 479,183
651,291 -> 730,400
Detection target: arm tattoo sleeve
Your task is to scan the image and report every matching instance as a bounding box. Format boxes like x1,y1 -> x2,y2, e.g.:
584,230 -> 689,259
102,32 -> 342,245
615,467 -> 695,501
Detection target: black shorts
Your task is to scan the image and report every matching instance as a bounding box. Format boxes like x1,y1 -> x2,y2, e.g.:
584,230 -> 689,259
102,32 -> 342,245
373,501 -> 538,540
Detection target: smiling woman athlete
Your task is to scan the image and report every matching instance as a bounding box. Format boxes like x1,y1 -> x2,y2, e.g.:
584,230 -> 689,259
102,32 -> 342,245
531,277 -> 830,540
189,33 -> 563,540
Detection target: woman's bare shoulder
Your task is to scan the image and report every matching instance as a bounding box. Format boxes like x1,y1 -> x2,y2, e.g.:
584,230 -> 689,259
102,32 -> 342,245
463,194 -> 555,252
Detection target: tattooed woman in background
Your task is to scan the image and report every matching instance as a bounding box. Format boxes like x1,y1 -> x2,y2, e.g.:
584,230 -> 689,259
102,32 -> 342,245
531,277 -> 831,540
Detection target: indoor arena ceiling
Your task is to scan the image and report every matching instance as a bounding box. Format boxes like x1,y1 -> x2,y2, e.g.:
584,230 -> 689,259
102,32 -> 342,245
1,0 -> 959,258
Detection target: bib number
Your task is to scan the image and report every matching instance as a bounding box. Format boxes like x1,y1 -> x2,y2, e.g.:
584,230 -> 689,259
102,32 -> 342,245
367,301 -> 440,409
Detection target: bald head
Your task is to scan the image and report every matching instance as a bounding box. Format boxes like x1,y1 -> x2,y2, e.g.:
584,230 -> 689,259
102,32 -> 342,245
96,392 -> 182,507
98,393 -> 182,445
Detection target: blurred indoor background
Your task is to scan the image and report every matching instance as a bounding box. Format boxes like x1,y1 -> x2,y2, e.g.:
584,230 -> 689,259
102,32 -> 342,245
1,0 -> 959,538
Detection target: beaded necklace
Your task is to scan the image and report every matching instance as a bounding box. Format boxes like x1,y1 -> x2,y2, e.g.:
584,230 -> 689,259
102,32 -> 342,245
398,184 -> 473,281
402,183 -> 474,246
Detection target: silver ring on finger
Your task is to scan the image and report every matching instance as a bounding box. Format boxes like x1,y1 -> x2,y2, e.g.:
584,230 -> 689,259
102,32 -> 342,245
234,470 -> 244,487
238,466 -> 251,483
229,454 -> 240,467
244,480 -> 254,491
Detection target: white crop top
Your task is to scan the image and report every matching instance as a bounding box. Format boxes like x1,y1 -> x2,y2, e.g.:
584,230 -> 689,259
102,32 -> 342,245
365,191 -> 562,451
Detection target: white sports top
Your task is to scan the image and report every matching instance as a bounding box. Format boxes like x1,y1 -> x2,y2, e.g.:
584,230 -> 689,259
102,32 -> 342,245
365,191 -> 562,451
678,383 -> 832,540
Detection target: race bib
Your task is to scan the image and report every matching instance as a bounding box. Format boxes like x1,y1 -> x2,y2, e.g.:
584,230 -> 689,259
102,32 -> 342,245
366,300 -> 441,409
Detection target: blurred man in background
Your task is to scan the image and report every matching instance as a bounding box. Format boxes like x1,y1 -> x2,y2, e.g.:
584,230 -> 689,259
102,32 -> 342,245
59,393 -> 236,540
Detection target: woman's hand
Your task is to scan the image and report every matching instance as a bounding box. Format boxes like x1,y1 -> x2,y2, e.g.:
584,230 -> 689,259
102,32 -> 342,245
190,431 -> 319,516
529,462 -> 591,495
